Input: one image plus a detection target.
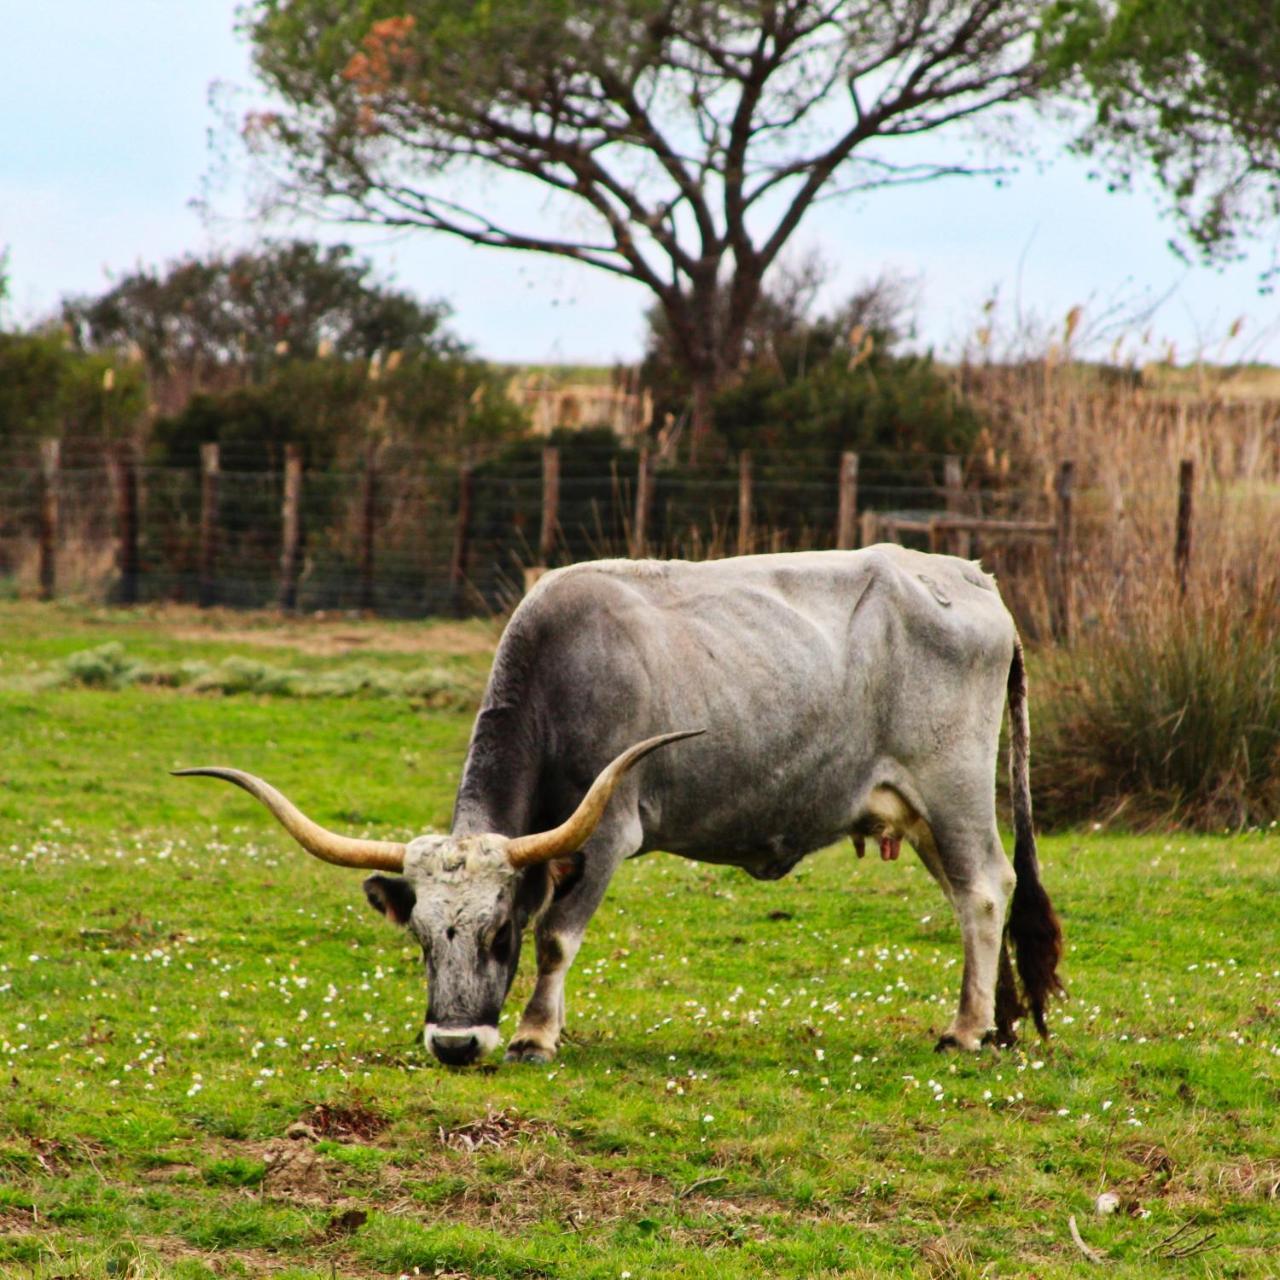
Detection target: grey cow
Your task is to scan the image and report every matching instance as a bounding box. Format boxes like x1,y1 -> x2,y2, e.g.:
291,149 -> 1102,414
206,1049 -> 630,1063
177,546 -> 1063,1065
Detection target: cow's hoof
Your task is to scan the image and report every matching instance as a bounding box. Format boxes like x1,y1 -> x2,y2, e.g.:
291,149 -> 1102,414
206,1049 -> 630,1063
985,1026 -> 1017,1049
504,1041 -> 555,1065
934,1031 -> 985,1053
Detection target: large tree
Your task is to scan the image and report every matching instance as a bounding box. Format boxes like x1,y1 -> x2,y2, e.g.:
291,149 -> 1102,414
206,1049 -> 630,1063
241,0 -> 1048,451
1041,0 -> 1280,278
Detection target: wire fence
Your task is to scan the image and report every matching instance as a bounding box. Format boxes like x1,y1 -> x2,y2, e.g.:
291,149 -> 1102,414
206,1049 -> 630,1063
1,434 -> 1276,641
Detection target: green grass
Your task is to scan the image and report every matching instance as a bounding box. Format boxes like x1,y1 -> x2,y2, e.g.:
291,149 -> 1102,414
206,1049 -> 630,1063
1,604 -> 1277,1277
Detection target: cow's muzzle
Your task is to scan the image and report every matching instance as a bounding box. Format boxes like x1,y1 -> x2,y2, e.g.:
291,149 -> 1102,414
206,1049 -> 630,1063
425,1023 -> 499,1066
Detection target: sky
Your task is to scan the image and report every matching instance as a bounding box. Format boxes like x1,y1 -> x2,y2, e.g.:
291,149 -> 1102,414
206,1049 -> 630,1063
3,1 -> 1279,367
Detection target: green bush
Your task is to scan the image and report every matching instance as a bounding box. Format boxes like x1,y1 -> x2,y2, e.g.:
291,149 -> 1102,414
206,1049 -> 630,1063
713,350 -> 983,468
27,646 -> 480,709
1033,585 -> 1280,830
60,643 -> 148,690
191,656 -> 300,697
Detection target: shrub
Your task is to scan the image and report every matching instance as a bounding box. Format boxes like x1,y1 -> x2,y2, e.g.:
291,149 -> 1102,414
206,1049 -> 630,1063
60,643 -> 148,690
25,646 -> 480,710
191,656 -> 300,697
1033,574 -> 1280,830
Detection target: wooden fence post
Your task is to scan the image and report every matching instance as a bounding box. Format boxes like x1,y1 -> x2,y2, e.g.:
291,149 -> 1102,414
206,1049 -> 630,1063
113,442 -> 139,605
539,446 -> 560,566
944,455 -> 970,557
198,442 -> 219,608
737,451 -> 753,557
836,451 -> 859,550
632,446 -> 653,558
278,443 -> 303,613
38,439 -> 60,601
1175,458 -> 1194,595
859,508 -> 879,548
359,443 -> 378,612
449,464 -> 474,616
1053,460 -> 1075,644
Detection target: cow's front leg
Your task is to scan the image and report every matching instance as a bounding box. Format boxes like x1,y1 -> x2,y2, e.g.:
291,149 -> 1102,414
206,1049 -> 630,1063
506,823 -> 636,1064
505,928 -> 582,1063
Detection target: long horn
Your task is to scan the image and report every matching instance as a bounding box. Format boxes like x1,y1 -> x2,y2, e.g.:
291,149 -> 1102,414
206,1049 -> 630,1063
172,767 -> 406,872
506,730 -> 704,869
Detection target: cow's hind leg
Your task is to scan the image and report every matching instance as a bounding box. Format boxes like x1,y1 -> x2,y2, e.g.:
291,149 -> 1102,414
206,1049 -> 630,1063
915,819 -> 1016,1051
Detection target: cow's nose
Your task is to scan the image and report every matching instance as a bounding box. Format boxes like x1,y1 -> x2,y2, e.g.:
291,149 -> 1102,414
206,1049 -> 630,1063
430,1030 -> 481,1066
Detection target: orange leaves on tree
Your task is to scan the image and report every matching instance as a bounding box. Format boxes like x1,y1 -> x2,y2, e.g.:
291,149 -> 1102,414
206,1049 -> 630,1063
343,14 -> 418,99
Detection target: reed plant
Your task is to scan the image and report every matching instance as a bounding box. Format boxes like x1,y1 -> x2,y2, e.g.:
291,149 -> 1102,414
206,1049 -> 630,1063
1031,537 -> 1280,831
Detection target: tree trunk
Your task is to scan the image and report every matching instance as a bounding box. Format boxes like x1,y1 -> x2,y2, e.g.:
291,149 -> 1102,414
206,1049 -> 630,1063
689,370 -> 716,463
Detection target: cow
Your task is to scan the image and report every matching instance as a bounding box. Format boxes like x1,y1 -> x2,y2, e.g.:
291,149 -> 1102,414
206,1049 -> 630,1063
176,545 -> 1063,1067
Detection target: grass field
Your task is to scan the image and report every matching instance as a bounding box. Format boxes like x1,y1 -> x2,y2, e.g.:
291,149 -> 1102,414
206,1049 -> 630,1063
1,604 -> 1277,1278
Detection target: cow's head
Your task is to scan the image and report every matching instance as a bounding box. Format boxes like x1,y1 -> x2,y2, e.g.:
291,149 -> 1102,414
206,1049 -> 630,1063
173,731 -> 698,1066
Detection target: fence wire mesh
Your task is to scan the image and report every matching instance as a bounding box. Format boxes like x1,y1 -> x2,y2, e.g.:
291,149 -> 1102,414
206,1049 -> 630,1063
2,434 -> 1277,640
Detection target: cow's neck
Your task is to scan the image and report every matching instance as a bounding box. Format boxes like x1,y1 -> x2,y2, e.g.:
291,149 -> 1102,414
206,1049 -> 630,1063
451,611 -> 545,839
451,699 -> 539,839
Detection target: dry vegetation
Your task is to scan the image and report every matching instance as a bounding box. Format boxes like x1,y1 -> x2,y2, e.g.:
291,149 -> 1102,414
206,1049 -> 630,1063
955,346 -> 1280,829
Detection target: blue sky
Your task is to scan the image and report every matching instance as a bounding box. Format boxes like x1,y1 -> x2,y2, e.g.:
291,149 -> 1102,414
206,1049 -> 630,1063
3,1 -> 1278,366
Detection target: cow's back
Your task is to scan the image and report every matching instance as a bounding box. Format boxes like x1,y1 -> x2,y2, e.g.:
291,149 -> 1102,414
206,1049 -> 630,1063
466,547 -> 1016,863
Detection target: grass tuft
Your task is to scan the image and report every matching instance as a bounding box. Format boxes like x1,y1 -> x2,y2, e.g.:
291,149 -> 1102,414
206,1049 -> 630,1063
24,644 -> 480,709
1034,569 -> 1280,829
60,642 -> 148,690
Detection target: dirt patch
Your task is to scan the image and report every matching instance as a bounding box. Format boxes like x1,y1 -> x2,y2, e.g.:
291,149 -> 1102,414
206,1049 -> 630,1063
169,616 -> 498,658
27,1138 -> 70,1175
0,1203 -> 36,1232
319,1206 -> 368,1242
141,1162 -> 201,1183
1125,1142 -> 1176,1192
260,1138 -> 333,1202
438,1107 -> 557,1153
295,1101 -> 390,1142
421,1150 -> 671,1231
1217,1156 -> 1280,1200
389,1140 -> 798,1238
132,1232 -> 310,1276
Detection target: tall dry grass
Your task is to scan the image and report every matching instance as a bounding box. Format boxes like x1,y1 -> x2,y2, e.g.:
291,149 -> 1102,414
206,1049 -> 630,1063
954,338 -> 1280,829
1030,552 -> 1280,830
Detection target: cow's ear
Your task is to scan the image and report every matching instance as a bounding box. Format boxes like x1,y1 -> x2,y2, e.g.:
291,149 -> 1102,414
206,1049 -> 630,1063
363,874 -> 416,925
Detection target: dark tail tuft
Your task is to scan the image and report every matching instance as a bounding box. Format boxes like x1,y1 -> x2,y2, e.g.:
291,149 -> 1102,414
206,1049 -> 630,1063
1007,639 -> 1065,1037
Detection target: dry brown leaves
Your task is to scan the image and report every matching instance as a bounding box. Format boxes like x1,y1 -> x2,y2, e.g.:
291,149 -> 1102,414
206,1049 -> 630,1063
295,1101 -> 390,1142
437,1107 -> 556,1154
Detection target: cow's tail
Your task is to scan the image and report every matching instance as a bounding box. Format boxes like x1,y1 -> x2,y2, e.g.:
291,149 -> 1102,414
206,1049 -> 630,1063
1006,637 -> 1065,1037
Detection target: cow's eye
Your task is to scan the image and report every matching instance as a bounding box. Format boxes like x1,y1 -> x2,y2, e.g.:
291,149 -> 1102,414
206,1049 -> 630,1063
490,921 -> 514,964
